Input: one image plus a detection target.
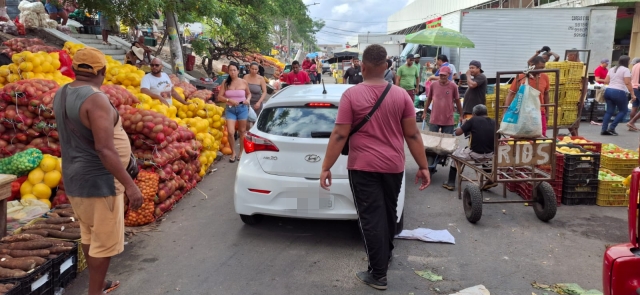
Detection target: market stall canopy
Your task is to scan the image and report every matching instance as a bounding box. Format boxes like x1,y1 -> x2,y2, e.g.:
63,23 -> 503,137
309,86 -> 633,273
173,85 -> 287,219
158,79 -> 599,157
342,47 -> 360,53
325,51 -> 359,64
405,27 -> 475,48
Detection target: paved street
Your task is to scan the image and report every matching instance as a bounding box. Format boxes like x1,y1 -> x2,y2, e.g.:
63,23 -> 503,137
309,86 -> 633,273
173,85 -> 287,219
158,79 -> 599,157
65,80 -> 634,294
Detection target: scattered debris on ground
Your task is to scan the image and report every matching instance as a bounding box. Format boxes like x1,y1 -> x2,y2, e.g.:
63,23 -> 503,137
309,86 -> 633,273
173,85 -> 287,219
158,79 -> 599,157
415,269 -> 443,282
449,285 -> 490,295
531,281 -> 603,295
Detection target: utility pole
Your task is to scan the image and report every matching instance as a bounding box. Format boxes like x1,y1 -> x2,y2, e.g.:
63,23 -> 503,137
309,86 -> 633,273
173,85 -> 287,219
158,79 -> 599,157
165,11 -> 185,81
286,17 -> 291,63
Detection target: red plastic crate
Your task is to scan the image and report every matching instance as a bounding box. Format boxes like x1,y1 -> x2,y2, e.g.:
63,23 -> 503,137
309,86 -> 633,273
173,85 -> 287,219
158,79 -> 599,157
556,136 -> 602,153
514,180 -> 562,205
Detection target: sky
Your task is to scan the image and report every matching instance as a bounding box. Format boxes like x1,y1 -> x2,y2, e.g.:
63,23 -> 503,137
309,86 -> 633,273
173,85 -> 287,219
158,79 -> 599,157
303,0 -> 415,46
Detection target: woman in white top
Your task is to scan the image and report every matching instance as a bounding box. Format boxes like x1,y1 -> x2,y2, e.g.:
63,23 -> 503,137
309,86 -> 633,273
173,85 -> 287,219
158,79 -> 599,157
602,55 -> 636,136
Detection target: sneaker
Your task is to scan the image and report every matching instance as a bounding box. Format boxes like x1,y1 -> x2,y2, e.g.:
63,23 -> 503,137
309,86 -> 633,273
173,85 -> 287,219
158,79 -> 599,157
442,182 -> 455,191
355,271 -> 387,290
608,129 -> 619,136
601,130 -> 613,136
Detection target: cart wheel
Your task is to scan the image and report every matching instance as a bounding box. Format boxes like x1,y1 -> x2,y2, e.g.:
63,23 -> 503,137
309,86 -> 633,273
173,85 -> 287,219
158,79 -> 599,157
463,184 -> 483,223
533,182 -> 557,222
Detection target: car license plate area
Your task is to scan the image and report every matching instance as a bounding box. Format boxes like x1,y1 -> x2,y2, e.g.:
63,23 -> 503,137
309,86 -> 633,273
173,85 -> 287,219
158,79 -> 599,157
278,188 -> 335,211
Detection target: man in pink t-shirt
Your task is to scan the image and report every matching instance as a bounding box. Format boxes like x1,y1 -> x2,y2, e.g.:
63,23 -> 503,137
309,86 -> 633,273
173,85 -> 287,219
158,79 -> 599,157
284,61 -> 311,85
320,44 -> 430,291
423,66 -> 462,134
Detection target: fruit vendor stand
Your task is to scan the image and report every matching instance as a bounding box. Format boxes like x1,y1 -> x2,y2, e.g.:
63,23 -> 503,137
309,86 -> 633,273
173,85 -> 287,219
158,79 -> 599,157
452,69 -> 561,224
0,36 -> 235,293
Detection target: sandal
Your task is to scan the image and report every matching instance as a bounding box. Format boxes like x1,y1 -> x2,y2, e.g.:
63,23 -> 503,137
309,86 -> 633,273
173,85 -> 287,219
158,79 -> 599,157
102,41 -> 112,46
229,156 -> 236,163
627,123 -> 639,131
103,280 -> 120,293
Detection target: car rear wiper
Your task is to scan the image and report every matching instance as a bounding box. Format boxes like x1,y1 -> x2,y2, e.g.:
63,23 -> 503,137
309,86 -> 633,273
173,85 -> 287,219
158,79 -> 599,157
311,131 -> 332,138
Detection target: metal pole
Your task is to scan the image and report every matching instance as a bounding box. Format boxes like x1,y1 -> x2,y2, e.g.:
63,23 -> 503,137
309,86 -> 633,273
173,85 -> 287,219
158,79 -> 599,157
286,18 -> 291,63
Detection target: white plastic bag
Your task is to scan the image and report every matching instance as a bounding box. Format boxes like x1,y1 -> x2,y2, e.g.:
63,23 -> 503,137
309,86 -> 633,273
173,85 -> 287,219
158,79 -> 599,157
497,76 -> 542,138
18,0 -> 46,14
19,11 -> 42,28
45,19 -> 58,29
247,106 -> 257,122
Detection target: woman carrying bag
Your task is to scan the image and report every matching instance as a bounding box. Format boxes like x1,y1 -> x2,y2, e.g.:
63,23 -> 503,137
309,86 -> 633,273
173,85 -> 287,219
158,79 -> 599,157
601,55 -> 635,136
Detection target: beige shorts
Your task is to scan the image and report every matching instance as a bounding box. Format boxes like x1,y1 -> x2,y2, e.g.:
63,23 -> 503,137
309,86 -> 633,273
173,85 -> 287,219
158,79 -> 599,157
68,194 -> 125,258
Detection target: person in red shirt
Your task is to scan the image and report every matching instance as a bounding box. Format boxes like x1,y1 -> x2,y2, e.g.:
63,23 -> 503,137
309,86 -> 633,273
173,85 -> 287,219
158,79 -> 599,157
422,66 -> 462,134
505,56 -> 550,136
320,44 -> 430,291
284,61 -> 311,85
302,57 -> 312,71
595,58 -> 609,83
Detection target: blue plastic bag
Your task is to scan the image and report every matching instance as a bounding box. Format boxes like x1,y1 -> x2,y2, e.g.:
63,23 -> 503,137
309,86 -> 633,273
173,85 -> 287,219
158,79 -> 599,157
498,76 -> 542,138
502,84 -> 525,124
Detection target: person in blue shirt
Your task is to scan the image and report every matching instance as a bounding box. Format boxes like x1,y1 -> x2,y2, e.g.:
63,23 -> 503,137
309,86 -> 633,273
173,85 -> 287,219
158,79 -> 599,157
428,55 -> 457,82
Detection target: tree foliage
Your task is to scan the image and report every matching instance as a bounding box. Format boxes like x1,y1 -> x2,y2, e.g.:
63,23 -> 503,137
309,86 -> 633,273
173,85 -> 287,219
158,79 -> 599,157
79,0 -> 319,76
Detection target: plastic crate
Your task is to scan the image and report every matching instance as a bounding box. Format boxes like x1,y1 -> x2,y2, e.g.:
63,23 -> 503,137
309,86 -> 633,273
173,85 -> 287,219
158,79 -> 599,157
556,136 -> 602,153
596,198 -> 629,207
562,179 -> 598,200
601,152 -> 638,177
0,260 -> 54,295
562,197 -> 596,205
53,243 -> 78,289
596,168 -> 627,202
513,181 -> 562,205
557,147 -> 600,181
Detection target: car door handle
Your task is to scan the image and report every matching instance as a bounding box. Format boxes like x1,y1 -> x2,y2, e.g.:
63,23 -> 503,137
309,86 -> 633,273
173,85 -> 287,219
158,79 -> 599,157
305,177 -> 320,180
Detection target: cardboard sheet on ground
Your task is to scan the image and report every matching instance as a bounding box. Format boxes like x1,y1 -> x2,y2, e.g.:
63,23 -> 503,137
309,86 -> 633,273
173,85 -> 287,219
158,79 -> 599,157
396,228 -> 455,244
449,285 -> 490,295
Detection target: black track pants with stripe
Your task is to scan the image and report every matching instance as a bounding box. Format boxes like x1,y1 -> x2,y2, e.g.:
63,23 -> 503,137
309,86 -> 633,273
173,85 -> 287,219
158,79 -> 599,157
348,169 -> 404,280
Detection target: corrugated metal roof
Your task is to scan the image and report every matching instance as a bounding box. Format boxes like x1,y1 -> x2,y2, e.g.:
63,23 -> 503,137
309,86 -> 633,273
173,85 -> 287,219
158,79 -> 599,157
387,0 -> 495,33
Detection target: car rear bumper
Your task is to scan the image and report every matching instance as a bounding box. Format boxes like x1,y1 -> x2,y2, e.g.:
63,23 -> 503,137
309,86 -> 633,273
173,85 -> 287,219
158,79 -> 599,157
234,155 -> 357,220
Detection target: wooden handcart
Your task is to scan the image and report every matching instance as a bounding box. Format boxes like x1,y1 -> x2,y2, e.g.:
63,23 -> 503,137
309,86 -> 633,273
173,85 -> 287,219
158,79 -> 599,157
452,69 -> 561,223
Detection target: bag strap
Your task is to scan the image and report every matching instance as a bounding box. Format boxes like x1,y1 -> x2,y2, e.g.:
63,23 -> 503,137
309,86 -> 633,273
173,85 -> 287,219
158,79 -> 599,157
349,82 -> 392,136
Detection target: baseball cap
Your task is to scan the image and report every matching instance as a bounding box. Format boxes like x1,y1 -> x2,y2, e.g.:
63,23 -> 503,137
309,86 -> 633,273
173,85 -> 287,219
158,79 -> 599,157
601,58 -> 610,64
439,66 -> 451,76
469,60 -> 484,73
72,47 -> 107,75
413,54 -> 420,59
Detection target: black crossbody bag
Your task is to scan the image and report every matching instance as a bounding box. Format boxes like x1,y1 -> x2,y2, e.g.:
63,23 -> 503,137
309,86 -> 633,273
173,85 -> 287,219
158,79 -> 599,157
341,82 -> 392,155
60,85 -> 140,179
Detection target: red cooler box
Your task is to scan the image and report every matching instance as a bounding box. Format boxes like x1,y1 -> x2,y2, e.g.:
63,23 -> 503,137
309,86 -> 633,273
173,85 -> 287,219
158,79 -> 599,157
602,167 -> 640,294
185,55 -> 196,71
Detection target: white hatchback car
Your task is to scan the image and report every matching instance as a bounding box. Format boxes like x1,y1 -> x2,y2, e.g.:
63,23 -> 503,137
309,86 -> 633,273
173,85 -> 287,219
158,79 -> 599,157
234,84 -> 406,231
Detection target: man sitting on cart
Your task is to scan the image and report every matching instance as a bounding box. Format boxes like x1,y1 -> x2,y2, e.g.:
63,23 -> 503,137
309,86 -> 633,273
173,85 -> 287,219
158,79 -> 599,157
443,104 -> 497,191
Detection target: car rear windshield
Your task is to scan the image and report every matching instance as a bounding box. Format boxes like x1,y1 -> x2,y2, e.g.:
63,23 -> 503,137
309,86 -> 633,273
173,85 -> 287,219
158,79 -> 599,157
257,106 -> 337,138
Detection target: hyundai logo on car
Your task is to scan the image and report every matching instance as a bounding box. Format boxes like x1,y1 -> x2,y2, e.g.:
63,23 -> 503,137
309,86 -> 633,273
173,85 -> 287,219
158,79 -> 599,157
305,154 -> 321,163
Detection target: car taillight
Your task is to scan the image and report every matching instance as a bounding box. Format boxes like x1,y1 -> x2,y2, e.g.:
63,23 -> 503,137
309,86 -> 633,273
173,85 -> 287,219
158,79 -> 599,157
306,103 -> 334,107
248,189 -> 271,194
244,132 -> 279,153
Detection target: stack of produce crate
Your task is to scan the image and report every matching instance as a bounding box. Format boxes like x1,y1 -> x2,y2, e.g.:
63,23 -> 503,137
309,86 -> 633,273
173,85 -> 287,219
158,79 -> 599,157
486,84 -> 509,120
555,144 -> 600,205
597,168 -> 628,207
545,61 -> 584,127
600,143 -> 639,177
